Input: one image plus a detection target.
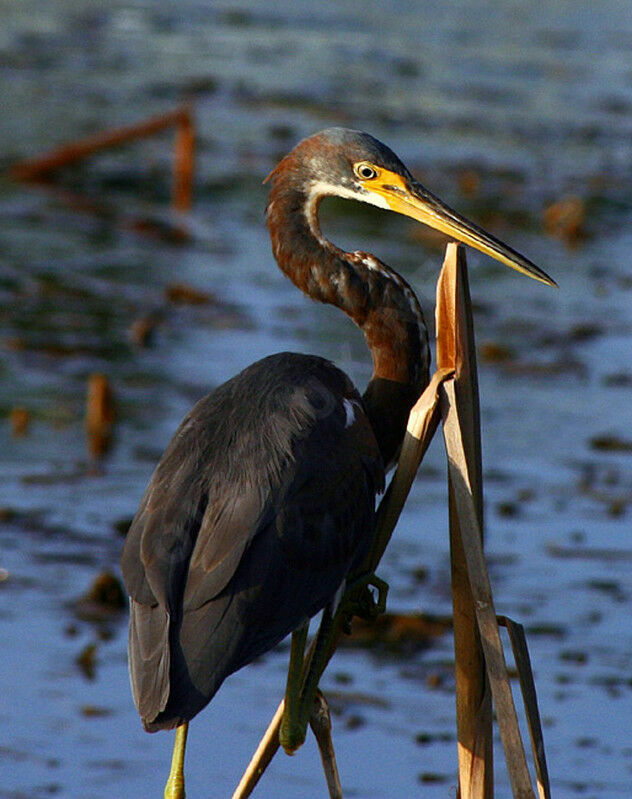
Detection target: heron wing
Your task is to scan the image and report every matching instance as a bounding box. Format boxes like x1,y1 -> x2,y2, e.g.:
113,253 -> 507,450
121,353 -> 384,728
121,411 -> 211,613
181,362 -> 383,616
127,598 -> 170,722
121,407 -> 215,722
171,376 -> 383,714
182,402 -> 380,611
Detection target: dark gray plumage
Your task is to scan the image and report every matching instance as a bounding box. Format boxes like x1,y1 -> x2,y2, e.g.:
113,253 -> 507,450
122,352 -> 383,731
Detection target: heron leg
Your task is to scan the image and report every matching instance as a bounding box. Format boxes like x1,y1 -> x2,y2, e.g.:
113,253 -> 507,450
279,575 -> 389,756
164,722 -> 188,799
280,605 -> 336,755
280,619 -> 309,754
300,603 -> 334,713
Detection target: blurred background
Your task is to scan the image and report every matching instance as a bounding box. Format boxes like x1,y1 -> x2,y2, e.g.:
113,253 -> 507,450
1,1 -> 632,797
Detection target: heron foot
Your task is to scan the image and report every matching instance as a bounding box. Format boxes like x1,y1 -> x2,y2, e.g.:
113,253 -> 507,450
343,573 -> 389,625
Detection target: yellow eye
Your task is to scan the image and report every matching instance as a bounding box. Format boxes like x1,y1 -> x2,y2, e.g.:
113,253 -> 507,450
354,162 -> 378,180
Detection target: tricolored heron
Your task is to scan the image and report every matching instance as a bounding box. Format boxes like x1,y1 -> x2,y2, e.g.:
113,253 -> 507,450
121,128 -> 555,798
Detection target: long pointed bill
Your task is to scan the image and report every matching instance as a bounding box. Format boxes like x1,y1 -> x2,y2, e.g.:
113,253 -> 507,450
365,170 -> 557,287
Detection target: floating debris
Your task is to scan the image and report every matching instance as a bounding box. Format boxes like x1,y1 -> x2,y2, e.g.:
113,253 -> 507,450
501,357 -> 587,379
568,322 -> 602,342
0,507 -> 16,523
76,643 -> 97,680
543,194 -> 585,245
21,469 -> 90,487
607,499 -> 626,517
589,434 -> 632,453
9,407 -> 30,437
80,705 -> 113,718
410,566 -> 428,583
586,579 -> 627,601
525,623 -> 567,639
74,571 -> 126,622
343,612 -> 451,656
559,649 -> 588,665
324,689 -> 390,710
415,731 -> 453,746
85,373 -> 115,458
165,282 -> 217,306
125,215 -> 191,244
547,543 -> 632,561
457,169 -> 480,197
479,341 -> 515,364
418,771 -> 449,784
496,500 -> 520,518
602,372 -> 632,388
344,714 -> 365,731
8,105 -> 195,213
128,314 -> 159,347
425,671 -> 446,690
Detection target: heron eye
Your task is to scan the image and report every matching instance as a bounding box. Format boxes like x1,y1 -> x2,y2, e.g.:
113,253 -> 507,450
354,162 -> 378,181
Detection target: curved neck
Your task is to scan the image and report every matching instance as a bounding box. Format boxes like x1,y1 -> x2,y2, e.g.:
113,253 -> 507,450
266,180 -> 430,466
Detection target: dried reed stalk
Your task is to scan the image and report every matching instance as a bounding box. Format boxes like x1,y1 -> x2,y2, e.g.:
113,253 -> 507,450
437,243 -> 494,797
498,617 -> 551,799
439,243 -> 551,799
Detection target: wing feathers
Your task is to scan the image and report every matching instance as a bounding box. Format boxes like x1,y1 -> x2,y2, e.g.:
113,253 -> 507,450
121,353 -> 385,730
128,599 -> 170,724
184,491 -> 266,610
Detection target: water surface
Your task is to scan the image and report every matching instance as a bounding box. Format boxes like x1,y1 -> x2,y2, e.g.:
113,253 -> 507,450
1,2 -> 632,797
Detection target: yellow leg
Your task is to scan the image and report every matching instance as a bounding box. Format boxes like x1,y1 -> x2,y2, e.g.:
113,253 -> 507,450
164,722 -> 188,799
280,621 -> 309,754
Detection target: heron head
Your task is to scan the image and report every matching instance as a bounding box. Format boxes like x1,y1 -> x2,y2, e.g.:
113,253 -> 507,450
273,128 -> 556,288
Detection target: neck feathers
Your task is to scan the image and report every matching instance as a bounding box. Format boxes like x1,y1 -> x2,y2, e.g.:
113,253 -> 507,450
266,168 -> 430,466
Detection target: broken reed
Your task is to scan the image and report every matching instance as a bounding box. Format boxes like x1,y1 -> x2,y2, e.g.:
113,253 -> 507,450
9,105 -> 195,212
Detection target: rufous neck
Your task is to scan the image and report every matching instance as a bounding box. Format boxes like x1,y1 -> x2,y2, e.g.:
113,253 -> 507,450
266,178 -> 430,466
267,184 -> 429,390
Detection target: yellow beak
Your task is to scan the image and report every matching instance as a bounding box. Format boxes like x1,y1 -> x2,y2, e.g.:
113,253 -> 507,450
365,169 -> 557,287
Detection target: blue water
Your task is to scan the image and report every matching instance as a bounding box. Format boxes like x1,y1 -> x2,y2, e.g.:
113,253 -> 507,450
1,2 -> 632,797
